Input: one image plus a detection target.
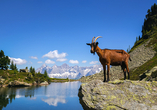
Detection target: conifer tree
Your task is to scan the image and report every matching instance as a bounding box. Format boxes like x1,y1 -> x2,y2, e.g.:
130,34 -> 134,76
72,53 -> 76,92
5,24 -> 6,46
30,66 -> 33,73
32,68 -> 35,76
10,61 -> 18,71
0,50 -> 10,70
142,3 -> 157,38
10,61 -> 14,70
14,64 -> 17,71
44,70 -> 48,78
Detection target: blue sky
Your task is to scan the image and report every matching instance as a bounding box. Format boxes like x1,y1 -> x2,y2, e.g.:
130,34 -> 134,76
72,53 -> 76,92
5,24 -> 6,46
0,0 -> 156,70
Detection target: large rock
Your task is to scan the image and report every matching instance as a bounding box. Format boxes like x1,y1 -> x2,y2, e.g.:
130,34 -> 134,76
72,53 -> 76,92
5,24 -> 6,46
78,80 -> 157,110
0,76 -> 5,83
40,81 -> 49,85
8,80 -> 31,87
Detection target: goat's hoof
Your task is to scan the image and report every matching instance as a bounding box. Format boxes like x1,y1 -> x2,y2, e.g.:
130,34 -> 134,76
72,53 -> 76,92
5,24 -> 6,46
106,79 -> 110,82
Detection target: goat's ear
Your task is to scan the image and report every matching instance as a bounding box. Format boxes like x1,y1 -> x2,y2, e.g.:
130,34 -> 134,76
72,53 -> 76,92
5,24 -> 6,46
86,43 -> 91,45
96,42 -> 99,45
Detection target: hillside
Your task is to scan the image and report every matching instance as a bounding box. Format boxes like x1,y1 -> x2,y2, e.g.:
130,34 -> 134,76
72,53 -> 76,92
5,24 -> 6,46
79,3 -> 157,82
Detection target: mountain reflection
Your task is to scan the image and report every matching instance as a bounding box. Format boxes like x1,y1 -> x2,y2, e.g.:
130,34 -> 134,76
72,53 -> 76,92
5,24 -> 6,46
40,81 -> 81,106
0,81 -> 81,109
43,81 -> 81,97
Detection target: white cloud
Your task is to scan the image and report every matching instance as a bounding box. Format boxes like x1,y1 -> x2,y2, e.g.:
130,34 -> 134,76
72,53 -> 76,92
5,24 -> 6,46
37,61 -> 43,63
9,57 -> 27,65
69,60 -> 79,64
56,58 -> 67,62
30,56 -> 38,59
45,59 -> 55,64
89,61 -> 99,64
82,60 -> 87,63
42,50 -> 67,59
28,61 -> 33,64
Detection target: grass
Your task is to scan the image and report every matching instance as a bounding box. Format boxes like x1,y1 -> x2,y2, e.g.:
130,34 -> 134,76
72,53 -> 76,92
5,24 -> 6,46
129,38 -> 145,53
130,54 -> 157,80
50,78 -> 76,82
129,26 -> 157,53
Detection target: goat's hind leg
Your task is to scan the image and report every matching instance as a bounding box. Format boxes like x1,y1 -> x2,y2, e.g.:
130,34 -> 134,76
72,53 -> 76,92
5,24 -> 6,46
107,64 -> 110,82
103,65 -> 106,82
121,64 -> 126,80
125,63 -> 130,79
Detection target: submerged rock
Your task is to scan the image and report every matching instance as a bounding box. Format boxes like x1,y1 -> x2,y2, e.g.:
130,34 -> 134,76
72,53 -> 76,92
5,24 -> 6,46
78,80 -> 157,110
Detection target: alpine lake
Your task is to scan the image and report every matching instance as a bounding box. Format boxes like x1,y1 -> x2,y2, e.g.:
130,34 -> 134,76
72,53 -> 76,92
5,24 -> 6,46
0,81 -> 83,110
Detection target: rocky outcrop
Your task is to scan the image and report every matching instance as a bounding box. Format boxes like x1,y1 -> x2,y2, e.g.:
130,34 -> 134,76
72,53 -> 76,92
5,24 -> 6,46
8,80 -> 31,87
79,39 -> 156,82
40,81 -> 49,85
139,66 -> 157,81
0,76 -> 5,83
0,76 -> 6,87
78,80 -> 157,110
7,80 -> 49,87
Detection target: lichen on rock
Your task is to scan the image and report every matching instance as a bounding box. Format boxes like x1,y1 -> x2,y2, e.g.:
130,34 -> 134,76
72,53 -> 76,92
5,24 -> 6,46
78,80 -> 157,110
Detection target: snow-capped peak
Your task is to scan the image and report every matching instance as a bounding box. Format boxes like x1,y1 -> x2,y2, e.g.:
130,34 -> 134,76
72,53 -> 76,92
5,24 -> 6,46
36,64 -> 103,79
41,64 -> 47,68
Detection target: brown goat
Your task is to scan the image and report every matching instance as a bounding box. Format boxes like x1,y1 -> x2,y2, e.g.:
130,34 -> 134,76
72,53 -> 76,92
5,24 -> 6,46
87,36 -> 131,82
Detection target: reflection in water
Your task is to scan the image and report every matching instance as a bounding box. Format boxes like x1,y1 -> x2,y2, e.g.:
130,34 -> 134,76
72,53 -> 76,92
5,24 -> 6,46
42,96 -> 66,106
0,81 -> 83,110
0,87 -> 36,110
0,88 -> 16,110
29,97 -> 36,100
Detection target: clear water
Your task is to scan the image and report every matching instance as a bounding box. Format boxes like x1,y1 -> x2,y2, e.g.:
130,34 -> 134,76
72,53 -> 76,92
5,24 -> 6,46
0,81 -> 83,110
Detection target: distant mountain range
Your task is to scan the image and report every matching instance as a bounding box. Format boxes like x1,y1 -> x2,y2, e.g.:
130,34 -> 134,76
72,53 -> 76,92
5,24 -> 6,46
36,63 -> 102,79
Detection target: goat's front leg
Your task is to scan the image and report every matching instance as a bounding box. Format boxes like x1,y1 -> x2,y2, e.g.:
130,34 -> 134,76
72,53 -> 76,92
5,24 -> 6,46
103,65 -> 106,82
107,64 -> 110,82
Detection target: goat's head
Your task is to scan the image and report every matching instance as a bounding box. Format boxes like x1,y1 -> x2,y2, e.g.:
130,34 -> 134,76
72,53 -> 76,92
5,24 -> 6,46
86,36 -> 102,55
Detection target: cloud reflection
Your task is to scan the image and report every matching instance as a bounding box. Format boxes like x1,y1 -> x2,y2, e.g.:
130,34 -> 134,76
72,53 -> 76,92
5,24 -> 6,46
16,95 -> 24,98
29,97 -> 37,100
42,97 -> 66,106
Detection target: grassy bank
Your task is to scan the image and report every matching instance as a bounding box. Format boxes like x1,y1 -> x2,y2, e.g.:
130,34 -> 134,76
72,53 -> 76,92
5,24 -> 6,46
0,70 -> 76,86
50,78 -> 76,82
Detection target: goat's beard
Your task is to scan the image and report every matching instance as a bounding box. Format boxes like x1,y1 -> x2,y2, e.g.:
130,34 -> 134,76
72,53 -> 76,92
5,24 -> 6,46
92,52 -> 95,55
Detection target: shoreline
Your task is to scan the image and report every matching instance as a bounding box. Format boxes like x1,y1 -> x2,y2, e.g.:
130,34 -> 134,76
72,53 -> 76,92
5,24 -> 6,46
0,79 -> 78,88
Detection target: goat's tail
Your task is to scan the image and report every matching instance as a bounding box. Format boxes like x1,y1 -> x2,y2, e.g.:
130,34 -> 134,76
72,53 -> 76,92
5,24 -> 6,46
129,56 -> 132,61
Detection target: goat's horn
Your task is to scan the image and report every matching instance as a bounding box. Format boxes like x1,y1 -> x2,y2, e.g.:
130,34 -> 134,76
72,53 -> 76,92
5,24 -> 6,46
94,36 -> 102,42
92,37 -> 95,43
